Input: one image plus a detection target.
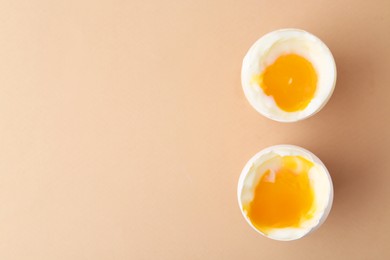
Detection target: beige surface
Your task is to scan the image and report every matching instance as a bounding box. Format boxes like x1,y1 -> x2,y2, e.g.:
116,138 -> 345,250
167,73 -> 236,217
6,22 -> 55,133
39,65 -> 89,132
1,0 -> 390,259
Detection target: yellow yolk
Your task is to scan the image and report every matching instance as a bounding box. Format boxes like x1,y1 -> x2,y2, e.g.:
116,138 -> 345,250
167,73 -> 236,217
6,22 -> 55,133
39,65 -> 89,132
253,54 -> 317,112
246,156 -> 316,233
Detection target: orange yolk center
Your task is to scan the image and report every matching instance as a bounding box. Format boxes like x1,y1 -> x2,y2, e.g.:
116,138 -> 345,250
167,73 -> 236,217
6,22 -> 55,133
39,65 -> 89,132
246,156 -> 315,233
254,54 -> 317,112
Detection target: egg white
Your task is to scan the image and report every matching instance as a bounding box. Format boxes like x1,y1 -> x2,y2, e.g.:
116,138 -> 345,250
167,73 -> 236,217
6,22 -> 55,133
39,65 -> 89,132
241,29 -> 337,122
237,145 -> 333,241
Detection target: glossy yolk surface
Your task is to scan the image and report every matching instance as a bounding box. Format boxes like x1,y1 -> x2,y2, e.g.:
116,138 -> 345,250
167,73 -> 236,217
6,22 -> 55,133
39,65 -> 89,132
254,54 -> 317,112
246,156 -> 315,232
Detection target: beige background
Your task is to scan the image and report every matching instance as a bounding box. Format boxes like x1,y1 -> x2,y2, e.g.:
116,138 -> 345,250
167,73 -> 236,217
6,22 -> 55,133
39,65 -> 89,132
1,0 -> 390,259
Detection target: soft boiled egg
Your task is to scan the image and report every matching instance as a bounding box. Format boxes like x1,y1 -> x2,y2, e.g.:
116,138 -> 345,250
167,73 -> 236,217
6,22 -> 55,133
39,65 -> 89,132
237,145 -> 333,241
241,29 -> 336,122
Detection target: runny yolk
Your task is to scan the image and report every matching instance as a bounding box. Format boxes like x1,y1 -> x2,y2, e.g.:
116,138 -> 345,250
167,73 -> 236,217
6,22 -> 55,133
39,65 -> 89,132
246,156 -> 315,233
253,54 -> 317,112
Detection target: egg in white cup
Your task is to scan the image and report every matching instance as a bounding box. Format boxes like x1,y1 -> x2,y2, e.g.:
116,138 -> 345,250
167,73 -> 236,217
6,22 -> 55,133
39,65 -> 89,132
237,145 -> 333,241
241,29 -> 336,122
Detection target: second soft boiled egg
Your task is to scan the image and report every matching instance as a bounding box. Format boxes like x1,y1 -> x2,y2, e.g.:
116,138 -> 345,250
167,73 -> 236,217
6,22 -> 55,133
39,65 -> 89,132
241,29 -> 336,122
237,145 -> 333,241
